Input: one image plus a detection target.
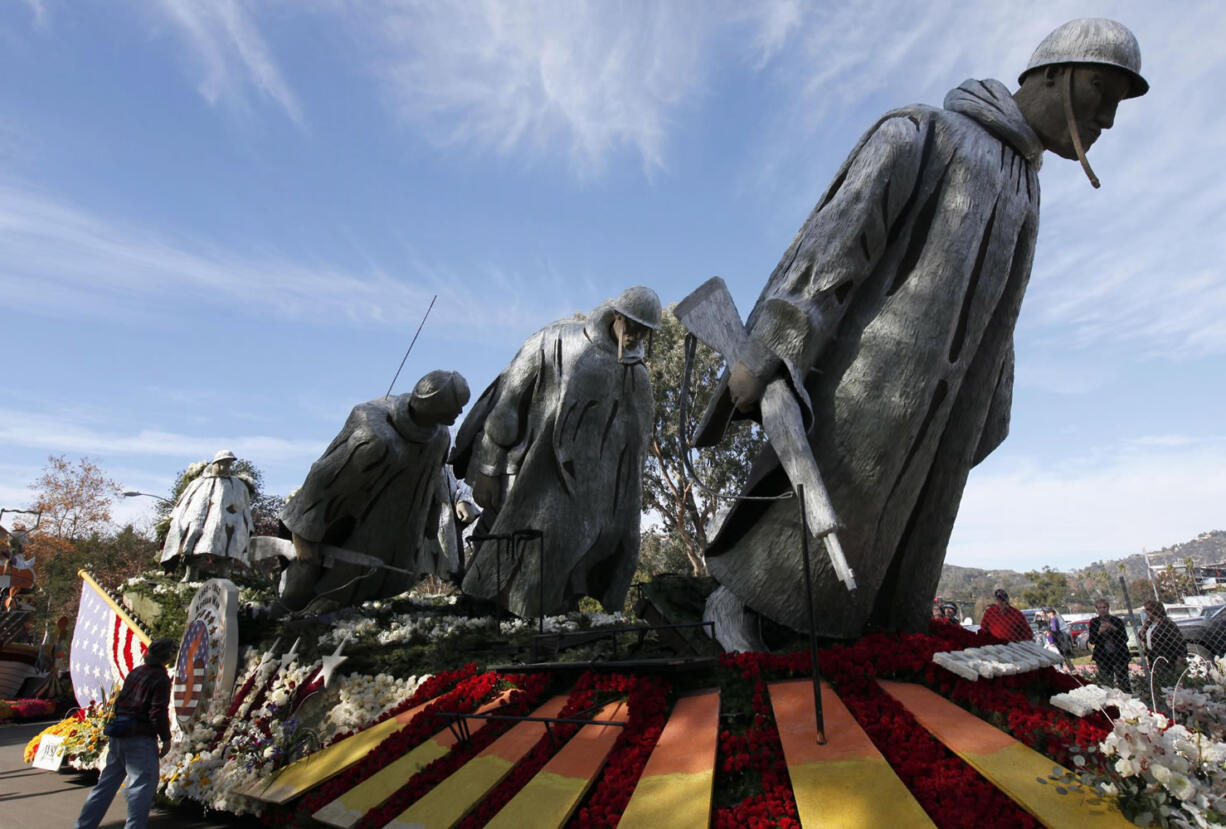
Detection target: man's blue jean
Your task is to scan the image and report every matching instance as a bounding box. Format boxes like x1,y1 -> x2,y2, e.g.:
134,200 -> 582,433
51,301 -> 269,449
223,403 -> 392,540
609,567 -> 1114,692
75,736 -> 160,829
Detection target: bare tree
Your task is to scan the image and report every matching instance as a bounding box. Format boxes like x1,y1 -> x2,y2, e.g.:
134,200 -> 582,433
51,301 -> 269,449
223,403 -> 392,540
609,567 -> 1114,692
30,455 -> 119,540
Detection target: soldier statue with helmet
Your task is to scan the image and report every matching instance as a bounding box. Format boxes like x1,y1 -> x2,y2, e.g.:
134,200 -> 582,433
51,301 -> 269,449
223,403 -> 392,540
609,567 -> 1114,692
686,18 -> 1147,647
278,370 -> 471,612
452,286 -> 660,617
160,448 -> 255,581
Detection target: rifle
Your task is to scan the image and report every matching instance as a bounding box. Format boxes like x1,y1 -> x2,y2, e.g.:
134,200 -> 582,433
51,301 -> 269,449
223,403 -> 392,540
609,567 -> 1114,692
675,277 -> 856,591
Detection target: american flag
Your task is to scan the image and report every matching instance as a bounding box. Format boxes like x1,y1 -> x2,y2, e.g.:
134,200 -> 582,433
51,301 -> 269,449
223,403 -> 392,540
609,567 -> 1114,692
69,571 -> 150,707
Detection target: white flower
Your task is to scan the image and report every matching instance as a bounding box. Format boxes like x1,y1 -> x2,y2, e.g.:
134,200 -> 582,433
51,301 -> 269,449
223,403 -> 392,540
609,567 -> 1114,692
1168,772 -> 1198,803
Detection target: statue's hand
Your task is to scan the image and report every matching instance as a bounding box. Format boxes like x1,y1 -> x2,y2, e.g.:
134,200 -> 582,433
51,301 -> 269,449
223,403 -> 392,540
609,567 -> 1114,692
728,359 -> 768,413
455,499 -> 479,525
472,473 -> 506,512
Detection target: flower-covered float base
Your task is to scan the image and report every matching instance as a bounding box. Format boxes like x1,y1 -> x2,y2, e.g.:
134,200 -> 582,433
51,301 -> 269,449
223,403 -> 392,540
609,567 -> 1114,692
26,574 -> 1226,828
0,697 -> 56,723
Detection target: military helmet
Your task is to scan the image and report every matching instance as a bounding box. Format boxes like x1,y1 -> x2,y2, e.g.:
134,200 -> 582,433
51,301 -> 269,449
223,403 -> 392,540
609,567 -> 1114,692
1021,18 -> 1148,98
608,285 -> 662,330
412,370 -> 471,413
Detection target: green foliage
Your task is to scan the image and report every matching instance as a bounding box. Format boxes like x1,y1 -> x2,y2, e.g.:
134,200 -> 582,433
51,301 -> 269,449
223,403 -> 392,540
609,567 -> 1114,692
29,526 -> 160,639
1152,565 -> 1197,603
642,306 -> 765,576
1021,566 -> 1073,610
636,529 -> 693,576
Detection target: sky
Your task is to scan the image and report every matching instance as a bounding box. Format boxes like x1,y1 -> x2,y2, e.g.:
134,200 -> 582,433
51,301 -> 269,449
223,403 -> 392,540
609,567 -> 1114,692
2,1 -> 1224,573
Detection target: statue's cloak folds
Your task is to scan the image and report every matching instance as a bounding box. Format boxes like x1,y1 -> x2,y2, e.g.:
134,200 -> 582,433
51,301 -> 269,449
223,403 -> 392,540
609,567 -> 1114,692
696,79 -> 1044,637
453,307 -> 652,616
161,472 -> 253,566
281,396 -> 449,603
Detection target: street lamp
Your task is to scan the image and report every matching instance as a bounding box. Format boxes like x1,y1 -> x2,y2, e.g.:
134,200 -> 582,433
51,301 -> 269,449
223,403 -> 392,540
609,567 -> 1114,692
122,490 -> 173,507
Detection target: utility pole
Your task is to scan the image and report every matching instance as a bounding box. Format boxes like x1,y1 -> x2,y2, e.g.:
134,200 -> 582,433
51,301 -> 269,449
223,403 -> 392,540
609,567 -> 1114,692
1143,550 -> 1160,602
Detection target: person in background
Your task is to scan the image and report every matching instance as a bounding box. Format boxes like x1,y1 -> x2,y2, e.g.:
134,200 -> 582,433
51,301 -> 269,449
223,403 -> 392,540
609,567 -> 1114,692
1046,606 -> 1075,664
1038,615 -> 1061,655
980,589 -> 1033,642
940,602 -> 961,625
75,637 -> 178,829
1140,599 -> 1186,682
1088,597 -> 1131,690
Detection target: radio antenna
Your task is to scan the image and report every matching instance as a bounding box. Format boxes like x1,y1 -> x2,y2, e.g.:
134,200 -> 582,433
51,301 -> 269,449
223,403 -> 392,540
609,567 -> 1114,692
385,294 -> 437,398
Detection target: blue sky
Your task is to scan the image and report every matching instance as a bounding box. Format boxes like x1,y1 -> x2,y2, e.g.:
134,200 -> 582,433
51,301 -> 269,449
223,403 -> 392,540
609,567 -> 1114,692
2,1 -> 1224,572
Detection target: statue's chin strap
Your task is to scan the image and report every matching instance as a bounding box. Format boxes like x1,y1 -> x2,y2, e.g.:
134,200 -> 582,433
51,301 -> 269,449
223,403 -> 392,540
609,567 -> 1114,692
1065,67 -> 1100,189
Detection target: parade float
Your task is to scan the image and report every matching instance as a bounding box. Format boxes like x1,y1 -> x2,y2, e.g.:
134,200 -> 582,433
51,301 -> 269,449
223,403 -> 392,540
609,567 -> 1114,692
22,21 -> 1226,820
22,565 -> 1226,828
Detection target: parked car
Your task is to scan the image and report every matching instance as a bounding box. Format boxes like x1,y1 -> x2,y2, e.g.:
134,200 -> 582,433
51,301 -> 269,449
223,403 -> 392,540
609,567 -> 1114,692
1174,605 -> 1226,660
1069,619 -> 1092,652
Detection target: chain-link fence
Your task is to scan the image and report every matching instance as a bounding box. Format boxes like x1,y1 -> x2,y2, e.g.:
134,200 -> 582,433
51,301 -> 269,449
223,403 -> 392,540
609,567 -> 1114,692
1064,589 -> 1226,711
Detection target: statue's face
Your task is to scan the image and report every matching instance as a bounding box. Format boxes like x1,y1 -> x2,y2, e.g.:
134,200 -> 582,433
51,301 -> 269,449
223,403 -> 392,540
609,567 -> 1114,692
612,314 -> 650,365
411,394 -> 463,427
1027,64 -> 1132,160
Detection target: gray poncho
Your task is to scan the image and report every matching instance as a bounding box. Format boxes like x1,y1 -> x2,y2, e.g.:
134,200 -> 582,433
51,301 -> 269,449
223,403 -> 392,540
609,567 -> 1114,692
453,305 -> 653,616
161,467 -> 253,566
281,395 -> 449,603
696,79 -> 1044,637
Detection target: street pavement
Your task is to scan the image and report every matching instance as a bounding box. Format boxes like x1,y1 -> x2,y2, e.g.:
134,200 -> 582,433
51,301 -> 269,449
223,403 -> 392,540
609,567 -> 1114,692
0,721 -> 264,828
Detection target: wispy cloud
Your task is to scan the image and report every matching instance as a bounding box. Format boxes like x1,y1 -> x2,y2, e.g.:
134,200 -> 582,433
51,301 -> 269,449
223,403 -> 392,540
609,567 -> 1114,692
143,0 -> 303,125
0,406 -> 324,464
948,436 -> 1226,570
340,1 -> 795,179
19,0 -> 48,29
0,182 -> 582,342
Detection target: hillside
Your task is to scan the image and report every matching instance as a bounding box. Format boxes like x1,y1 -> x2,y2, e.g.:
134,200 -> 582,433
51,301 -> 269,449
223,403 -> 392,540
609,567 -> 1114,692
1082,530 -> 1226,581
936,529 -> 1226,614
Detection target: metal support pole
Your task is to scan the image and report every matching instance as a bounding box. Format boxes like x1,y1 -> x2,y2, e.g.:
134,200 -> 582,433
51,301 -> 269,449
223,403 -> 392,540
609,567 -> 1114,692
797,485 -> 826,745
1120,575 -> 1149,689
513,529 -> 545,635
471,532 -> 515,620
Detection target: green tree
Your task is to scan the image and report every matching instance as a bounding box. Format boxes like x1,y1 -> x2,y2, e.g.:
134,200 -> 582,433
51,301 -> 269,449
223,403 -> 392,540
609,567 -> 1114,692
1020,566 -> 1071,610
642,307 -> 765,575
636,528 -> 694,579
35,526 -> 160,636
1152,565 -> 1195,603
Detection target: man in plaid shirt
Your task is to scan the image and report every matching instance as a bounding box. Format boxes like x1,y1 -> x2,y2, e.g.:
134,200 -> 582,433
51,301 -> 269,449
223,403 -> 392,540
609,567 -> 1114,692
76,637 -> 178,829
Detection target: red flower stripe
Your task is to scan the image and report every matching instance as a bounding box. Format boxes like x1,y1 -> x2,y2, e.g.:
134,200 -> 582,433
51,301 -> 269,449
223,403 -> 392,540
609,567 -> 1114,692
565,675 -> 671,828
453,671 -> 636,829
354,672 -> 553,829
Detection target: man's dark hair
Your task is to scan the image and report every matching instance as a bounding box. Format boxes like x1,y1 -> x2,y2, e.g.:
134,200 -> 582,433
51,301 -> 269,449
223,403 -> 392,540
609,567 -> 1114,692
146,638 -> 178,666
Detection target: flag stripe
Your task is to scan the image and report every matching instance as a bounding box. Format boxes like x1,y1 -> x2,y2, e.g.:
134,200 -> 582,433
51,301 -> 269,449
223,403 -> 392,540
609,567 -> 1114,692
69,572 -> 153,708
77,570 -> 152,647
